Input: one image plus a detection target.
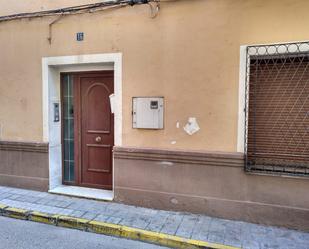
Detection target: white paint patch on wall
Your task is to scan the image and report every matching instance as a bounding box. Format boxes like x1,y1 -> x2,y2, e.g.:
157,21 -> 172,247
158,161 -> 174,166
109,94 -> 115,114
183,117 -> 200,135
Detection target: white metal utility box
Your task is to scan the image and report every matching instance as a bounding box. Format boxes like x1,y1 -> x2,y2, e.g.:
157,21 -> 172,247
132,97 -> 164,129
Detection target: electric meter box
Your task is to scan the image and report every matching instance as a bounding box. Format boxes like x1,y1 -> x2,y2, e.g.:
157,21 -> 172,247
132,97 -> 164,129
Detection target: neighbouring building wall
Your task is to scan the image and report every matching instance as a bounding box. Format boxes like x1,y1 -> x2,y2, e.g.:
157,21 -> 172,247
0,0 -> 308,152
1,0 -> 309,230
3,0 -> 309,151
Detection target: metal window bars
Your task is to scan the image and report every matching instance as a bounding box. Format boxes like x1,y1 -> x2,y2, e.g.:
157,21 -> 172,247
244,42 -> 309,176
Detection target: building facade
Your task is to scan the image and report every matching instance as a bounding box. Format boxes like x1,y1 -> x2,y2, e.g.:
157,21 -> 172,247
0,0 -> 308,231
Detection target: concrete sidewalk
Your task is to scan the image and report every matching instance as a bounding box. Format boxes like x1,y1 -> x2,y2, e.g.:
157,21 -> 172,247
0,186 -> 308,249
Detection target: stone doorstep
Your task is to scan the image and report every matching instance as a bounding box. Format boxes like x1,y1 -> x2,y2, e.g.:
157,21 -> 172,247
0,203 -> 239,249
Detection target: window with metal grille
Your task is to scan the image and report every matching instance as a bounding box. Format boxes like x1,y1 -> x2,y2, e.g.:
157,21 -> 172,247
245,43 -> 309,176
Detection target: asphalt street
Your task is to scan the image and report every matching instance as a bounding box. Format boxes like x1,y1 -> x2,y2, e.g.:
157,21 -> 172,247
0,216 -> 169,249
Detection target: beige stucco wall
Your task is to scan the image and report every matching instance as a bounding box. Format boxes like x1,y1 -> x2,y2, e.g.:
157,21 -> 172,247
0,0 -> 309,152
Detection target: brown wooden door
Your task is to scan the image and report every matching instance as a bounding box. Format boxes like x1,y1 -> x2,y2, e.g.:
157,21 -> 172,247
75,71 -> 114,190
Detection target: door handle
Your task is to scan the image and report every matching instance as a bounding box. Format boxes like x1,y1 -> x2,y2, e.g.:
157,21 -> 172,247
95,136 -> 102,143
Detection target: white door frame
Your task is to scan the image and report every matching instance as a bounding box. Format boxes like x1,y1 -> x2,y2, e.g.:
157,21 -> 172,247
42,53 -> 122,199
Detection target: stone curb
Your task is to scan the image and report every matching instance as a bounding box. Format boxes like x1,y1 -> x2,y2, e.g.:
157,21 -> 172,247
0,203 -> 240,249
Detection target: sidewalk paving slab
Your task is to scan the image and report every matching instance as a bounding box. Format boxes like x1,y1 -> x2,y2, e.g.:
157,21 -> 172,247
0,186 -> 308,249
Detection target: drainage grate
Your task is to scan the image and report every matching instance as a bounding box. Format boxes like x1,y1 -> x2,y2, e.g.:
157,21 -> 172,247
245,42 -> 309,176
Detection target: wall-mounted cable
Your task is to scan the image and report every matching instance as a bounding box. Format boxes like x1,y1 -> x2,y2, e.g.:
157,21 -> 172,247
47,14 -> 64,45
0,0 -> 160,23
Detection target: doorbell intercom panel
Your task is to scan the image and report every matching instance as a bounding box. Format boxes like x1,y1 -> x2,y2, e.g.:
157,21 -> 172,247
132,97 -> 164,129
53,102 -> 60,122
